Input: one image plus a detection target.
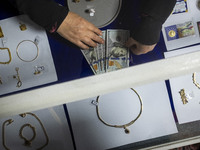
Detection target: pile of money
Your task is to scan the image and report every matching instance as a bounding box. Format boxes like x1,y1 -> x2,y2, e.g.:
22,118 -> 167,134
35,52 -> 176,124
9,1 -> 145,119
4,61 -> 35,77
81,29 -> 130,74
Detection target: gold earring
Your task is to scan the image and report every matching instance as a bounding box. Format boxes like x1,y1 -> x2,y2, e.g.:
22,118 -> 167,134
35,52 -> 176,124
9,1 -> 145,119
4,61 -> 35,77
179,89 -> 188,104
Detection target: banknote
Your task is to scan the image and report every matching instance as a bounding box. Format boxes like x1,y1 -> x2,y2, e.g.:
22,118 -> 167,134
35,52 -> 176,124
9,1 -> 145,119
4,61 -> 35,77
96,30 -> 106,73
81,47 -> 100,74
106,29 -> 130,72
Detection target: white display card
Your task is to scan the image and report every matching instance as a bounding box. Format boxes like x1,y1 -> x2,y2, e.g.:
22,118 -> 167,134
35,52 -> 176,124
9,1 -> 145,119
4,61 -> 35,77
164,45 -> 200,124
0,15 -> 57,95
162,0 -> 200,50
67,81 -> 178,150
0,105 -> 74,150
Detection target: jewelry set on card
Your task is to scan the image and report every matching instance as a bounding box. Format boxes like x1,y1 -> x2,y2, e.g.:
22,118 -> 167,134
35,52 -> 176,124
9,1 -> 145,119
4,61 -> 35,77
2,112 -> 49,150
0,23 -> 45,88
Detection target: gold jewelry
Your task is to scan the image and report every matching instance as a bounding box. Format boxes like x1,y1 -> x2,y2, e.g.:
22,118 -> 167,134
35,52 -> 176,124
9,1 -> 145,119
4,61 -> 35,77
20,112 -> 49,150
19,23 -> 27,31
192,72 -> 200,89
0,47 -> 12,64
16,40 -> 39,62
2,119 -> 14,150
34,66 -> 45,75
19,123 -> 36,146
95,88 -> 143,134
13,67 -> 22,88
179,89 -> 188,104
0,26 -> 4,38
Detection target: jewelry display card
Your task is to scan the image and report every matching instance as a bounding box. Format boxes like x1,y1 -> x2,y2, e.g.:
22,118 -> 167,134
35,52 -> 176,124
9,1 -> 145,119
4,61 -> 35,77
162,0 -> 200,51
67,81 -> 178,150
164,45 -> 200,124
0,105 -> 74,150
0,15 -> 57,95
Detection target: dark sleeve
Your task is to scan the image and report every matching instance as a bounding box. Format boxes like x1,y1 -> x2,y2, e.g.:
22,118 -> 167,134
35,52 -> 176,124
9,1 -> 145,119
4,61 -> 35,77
131,0 -> 176,45
13,0 -> 69,33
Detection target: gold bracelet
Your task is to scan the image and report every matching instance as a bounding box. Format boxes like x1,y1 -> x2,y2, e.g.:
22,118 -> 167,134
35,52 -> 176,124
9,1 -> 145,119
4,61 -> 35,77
19,123 -> 36,146
192,72 -> 200,89
20,112 -> 49,150
16,40 -> 39,62
0,47 -> 12,64
2,119 -> 14,150
95,88 -> 143,134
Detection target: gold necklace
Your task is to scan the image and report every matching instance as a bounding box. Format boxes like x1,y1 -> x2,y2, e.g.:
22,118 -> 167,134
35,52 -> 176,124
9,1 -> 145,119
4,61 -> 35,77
192,72 -> 200,89
0,47 -> 11,64
95,88 -> 143,134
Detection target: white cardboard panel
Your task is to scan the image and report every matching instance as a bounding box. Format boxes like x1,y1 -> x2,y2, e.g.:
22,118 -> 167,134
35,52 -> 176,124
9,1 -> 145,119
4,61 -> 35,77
0,105 -> 74,150
164,45 -> 200,124
0,15 -> 57,95
67,81 -> 178,150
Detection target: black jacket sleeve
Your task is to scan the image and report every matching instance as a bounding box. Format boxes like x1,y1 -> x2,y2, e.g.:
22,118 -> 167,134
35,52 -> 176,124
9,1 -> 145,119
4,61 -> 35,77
11,0 -> 69,33
131,0 -> 176,45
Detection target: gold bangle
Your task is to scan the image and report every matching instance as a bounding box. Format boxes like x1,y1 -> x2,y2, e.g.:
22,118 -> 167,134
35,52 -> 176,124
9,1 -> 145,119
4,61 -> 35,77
16,40 -> 39,62
0,47 -> 12,64
95,88 -> 143,134
19,123 -> 36,146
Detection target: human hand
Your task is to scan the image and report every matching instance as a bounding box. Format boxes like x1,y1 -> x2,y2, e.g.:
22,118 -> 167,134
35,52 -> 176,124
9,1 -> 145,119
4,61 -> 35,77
57,11 -> 104,49
125,37 -> 156,55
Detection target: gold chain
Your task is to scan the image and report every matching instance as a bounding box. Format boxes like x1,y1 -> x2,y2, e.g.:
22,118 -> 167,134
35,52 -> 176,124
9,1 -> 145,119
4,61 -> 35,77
16,40 -> 39,62
0,47 -> 12,64
192,72 -> 200,89
95,88 -> 143,134
19,123 -> 36,146
2,119 -> 14,150
20,112 -> 49,150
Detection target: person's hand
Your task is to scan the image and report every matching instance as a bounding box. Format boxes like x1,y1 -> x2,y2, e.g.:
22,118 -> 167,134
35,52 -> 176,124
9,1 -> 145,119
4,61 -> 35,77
57,11 -> 104,49
125,37 -> 156,55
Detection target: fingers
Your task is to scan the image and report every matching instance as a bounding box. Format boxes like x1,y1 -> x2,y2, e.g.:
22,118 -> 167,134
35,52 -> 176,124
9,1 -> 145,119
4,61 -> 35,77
57,11 -> 104,49
87,22 -> 102,36
125,37 -> 156,55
